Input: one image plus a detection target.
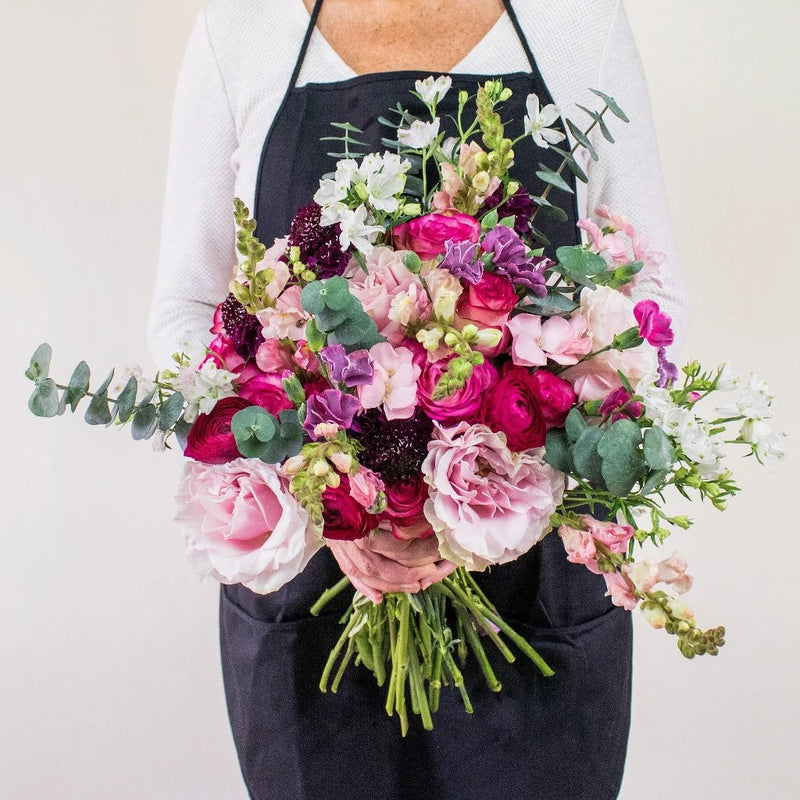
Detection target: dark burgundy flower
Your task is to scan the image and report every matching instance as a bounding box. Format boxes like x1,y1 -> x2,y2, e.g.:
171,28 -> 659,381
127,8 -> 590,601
219,294 -> 264,359
184,396 -> 251,464
288,203 -> 349,278
322,476 -> 379,540
483,186 -> 537,237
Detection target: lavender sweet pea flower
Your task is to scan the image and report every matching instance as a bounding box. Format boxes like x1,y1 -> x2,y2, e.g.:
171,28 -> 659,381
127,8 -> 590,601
440,239 -> 483,284
657,347 -> 679,388
493,256 -> 550,297
320,343 -> 374,387
481,226 -> 550,296
304,389 -> 362,439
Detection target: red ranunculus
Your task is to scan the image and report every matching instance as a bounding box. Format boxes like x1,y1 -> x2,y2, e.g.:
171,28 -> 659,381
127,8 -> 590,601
381,474 -> 432,540
478,364 -> 546,451
456,272 -> 518,328
529,369 -> 577,429
393,212 -> 480,260
184,396 -> 251,464
322,476 -> 380,541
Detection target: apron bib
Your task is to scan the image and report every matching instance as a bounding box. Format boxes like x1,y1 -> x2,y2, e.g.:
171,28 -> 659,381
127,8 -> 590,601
221,2 -> 632,797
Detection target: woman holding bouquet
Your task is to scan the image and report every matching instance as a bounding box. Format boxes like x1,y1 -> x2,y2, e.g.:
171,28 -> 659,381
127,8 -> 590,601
148,1 -> 688,798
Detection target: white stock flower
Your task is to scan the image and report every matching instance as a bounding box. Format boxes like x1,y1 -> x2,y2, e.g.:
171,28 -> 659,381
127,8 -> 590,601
314,177 -> 348,209
398,118 -> 441,150
366,170 -> 406,212
523,93 -> 566,148
715,362 -> 743,391
717,375 -> 774,421
319,201 -> 349,227
337,205 -> 384,254
740,419 -> 787,467
635,374 -> 676,426
171,360 -> 237,422
415,75 -> 452,106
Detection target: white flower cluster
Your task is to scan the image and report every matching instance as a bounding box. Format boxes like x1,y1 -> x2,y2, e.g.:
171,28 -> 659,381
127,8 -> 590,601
108,361 -> 155,403
314,153 -> 411,254
414,75 -> 452,107
397,118 -> 440,150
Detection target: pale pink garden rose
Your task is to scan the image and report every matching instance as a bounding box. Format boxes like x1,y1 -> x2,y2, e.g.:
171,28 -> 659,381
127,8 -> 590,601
257,284 -> 309,341
422,421 -> 564,571
507,312 -> 592,367
175,458 -> 322,594
561,285 -> 658,402
656,552 -> 694,595
345,247 -> 428,344
358,342 -> 421,420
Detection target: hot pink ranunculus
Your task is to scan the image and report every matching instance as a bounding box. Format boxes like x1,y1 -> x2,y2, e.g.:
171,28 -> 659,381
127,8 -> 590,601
236,366 -> 294,416
175,458 -> 321,594
417,356 -> 498,424
393,212 -> 480,260
382,474 -> 433,540
422,421 -> 564,570
456,272 -> 518,328
529,369 -> 576,429
207,333 -> 246,373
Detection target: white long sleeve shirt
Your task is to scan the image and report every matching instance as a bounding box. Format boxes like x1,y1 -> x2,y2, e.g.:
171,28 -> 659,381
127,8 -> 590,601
147,0 -> 689,367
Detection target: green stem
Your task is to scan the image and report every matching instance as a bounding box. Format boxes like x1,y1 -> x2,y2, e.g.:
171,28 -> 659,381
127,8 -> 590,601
310,576 -> 352,616
319,609 -> 360,692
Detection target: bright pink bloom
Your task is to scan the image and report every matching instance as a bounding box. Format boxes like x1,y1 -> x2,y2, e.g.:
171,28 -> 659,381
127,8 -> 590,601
322,476 -> 380,540
634,300 -> 674,347
207,333 -> 246,373
508,312 -> 593,367
478,364 -> 546,450
456,272 -> 518,328
417,356 -> 498,424
422,421 -> 564,571
184,396 -> 251,465
236,366 -> 294,416
529,370 -> 576,429
393,212 -> 481,260
599,387 -> 644,421
174,458 -> 320,594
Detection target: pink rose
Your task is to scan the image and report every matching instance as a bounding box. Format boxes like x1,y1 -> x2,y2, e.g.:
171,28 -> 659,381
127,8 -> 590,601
477,364 -> 546,451
322,476 -> 380,541
236,366 -> 294,416
393,212 -> 480,260
529,370 -> 576,429
456,272 -> 518,328
417,356 -> 498,424
174,458 -> 321,594
381,474 -> 431,540
422,421 -> 564,570
184,396 -> 251,464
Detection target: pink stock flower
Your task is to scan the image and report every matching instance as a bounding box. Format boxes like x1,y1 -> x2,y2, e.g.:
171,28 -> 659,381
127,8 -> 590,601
422,421 -> 564,571
393,212 -> 481,260
583,515 -> 636,554
456,272 -> 518,328
634,300 -> 674,348
656,552 -> 694,595
417,355 -> 498,424
255,338 -> 294,373
602,572 -> 638,611
559,524 -> 598,569
507,312 -> 592,367
578,218 -> 629,262
175,458 -> 321,594
358,343 -> 421,420
257,285 -> 309,341
595,205 -> 636,238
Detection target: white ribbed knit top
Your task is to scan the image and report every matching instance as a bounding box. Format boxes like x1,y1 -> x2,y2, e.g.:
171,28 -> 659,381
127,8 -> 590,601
147,0 -> 689,367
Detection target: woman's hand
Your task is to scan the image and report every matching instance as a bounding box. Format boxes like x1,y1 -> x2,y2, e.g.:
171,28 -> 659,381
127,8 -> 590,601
327,530 -> 457,603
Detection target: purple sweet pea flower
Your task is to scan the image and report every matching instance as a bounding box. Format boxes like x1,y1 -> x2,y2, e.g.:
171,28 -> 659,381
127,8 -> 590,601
493,256 -> 550,297
634,300 -> 674,348
657,347 -> 679,388
481,226 -> 551,297
319,344 -> 374,388
440,239 -> 483,284
303,389 -> 361,439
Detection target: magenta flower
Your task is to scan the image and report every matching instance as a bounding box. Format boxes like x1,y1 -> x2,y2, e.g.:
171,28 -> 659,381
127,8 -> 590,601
599,387 -> 644,422
633,300 -> 674,347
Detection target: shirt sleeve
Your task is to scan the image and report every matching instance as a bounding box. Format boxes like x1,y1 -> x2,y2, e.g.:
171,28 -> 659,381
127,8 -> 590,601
584,0 -> 690,356
146,8 -> 238,367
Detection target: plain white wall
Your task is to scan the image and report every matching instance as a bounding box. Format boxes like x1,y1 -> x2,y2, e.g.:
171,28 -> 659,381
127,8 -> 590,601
2,1 -> 797,798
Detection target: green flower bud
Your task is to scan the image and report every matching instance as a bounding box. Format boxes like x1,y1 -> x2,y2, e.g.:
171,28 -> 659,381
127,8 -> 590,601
355,183 -> 369,201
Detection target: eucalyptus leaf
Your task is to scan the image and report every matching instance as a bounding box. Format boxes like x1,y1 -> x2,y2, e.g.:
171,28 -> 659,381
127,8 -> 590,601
641,469 -> 669,497
589,89 -> 630,123
565,407 -> 588,443
25,343 -> 52,382
95,369 -> 116,396
174,418 -> 192,451
597,419 -> 645,496
643,426 -> 677,471
535,166 -> 573,194
572,427 -> 606,485
566,119 -> 598,161
85,392 -> 112,426
64,361 -> 90,411
57,391 -> 67,416
329,121 -> 364,132
576,104 -> 616,143
115,376 -> 138,423
529,197 -> 569,222
158,391 -> 185,431
514,290 -> 578,316
28,378 -> 59,417
481,208 -> 499,231
131,403 -> 158,440
544,429 -> 574,474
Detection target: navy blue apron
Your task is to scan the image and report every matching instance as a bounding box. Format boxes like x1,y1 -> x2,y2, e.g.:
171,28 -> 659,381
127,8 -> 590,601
220,2 -> 632,797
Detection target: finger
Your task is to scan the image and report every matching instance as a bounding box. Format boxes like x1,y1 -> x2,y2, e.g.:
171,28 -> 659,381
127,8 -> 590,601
420,560 -> 458,590
349,576 -> 383,604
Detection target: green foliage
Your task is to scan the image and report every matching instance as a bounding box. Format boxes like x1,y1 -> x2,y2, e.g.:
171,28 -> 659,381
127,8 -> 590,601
535,165 -> 574,195
543,429 -> 574,473
114,376 -> 138,423
64,361 -> 90,411
157,391 -> 185,431
589,89 -> 630,123
29,379 -> 59,418
231,407 -> 304,463
596,419 -> 645,495
25,343 -> 52,382
131,403 -> 157,440
554,246 -> 608,289
513,290 -> 578,316
643,426 -> 677,471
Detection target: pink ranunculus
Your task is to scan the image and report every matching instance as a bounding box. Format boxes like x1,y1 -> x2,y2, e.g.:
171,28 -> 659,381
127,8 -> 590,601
561,286 -> 658,402
207,333 -> 246,373
256,284 -> 309,341
529,369 -> 576,429
422,421 -> 564,570
417,356 -> 498,425
456,272 -> 518,328
345,247 -> 426,344
393,212 -> 481,260
358,343 -> 421,420
559,524 -> 598,570
348,467 -> 386,510
582,515 -> 635,554
602,571 -> 638,611
322,476 -> 380,540
184,396 -> 252,464
175,458 -> 321,594
236,366 -> 294,416
477,364 -> 547,450
255,338 -> 294,373
656,552 -> 693,595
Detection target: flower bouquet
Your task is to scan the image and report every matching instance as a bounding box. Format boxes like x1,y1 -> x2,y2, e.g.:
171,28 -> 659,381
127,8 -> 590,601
26,76 -> 784,734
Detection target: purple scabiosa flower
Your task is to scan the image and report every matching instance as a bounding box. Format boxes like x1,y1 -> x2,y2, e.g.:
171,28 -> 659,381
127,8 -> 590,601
657,347 -> 679,388
303,389 -> 362,440
440,239 -> 483,284
288,203 -> 350,279
319,344 -> 374,388
483,186 -> 537,236
219,294 -> 264,359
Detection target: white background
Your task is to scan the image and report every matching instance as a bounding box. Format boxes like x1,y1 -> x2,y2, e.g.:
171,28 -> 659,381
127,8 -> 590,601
2,1 -> 798,797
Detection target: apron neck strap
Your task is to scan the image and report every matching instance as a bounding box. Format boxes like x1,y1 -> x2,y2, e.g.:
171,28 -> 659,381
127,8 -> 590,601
501,0 -> 537,74
288,0 -> 325,92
